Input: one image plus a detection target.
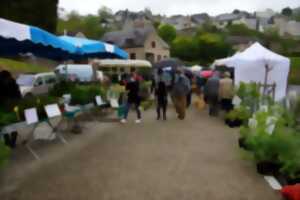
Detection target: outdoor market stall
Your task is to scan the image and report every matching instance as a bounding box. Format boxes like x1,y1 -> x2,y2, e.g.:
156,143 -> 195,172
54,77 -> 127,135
0,18 -> 78,60
214,43 -> 290,101
0,18 -> 128,60
59,36 -> 128,60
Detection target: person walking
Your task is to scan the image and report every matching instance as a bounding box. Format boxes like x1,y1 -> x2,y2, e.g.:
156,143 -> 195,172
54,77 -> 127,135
154,68 -> 168,120
219,72 -> 234,112
121,74 -> 142,124
171,69 -> 191,120
204,72 -> 220,116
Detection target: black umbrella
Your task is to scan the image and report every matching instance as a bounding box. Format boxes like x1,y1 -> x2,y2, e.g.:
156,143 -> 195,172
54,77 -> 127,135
154,58 -> 183,69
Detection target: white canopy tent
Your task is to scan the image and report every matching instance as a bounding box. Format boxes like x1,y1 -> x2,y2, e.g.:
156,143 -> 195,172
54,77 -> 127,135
214,43 -> 290,101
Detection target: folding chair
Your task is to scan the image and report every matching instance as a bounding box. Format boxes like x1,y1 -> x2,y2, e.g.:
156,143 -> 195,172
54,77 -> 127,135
44,104 -> 68,144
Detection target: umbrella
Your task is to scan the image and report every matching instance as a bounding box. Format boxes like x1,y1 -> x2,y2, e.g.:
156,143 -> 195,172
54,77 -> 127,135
0,18 -> 78,60
154,58 -> 183,69
200,70 -> 214,78
59,36 -> 128,59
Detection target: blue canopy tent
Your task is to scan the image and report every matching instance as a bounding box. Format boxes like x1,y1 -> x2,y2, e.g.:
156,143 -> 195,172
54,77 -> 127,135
0,18 -> 80,60
59,36 -> 128,59
0,18 -> 128,60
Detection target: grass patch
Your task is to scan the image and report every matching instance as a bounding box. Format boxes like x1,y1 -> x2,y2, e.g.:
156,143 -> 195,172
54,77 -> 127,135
0,57 -> 49,74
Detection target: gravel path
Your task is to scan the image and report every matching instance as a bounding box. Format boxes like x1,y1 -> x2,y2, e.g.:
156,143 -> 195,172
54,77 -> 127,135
0,107 -> 281,200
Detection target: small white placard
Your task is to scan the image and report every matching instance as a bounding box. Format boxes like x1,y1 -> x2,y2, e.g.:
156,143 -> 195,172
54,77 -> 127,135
232,96 -> 242,106
110,99 -> 119,108
45,104 -> 61,118
63,94 -> 71,104
25,108 -> 39,125
104,44 -> 114,53
96,96 -> 105,106
264,176 -> 282,190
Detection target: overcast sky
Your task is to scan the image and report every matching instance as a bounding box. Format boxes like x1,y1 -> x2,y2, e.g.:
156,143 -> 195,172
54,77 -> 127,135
59,0 -> 299,16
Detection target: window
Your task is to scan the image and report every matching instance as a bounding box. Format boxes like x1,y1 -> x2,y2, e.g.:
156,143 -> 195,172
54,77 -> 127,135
130,53 -> 136,59
34,77 -> 43,86
151,41 -> 156,48
157,55 -> 162,61
44,76 -> 56,84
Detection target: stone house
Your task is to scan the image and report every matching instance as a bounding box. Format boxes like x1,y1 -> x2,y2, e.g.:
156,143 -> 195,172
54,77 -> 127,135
102,22 -> 170,63
274,16 -> 300,37
161,15 -> 195,30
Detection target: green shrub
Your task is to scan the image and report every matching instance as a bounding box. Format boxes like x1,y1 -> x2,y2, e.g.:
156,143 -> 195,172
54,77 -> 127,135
70,84 -> 104,105
0,140 -> 10,168
225,106 -> 251,124
49,81 -> 75,97
0,110 -> 18,127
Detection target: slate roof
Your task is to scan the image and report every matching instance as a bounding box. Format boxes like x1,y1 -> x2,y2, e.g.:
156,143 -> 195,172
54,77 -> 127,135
102,26 -> 169,49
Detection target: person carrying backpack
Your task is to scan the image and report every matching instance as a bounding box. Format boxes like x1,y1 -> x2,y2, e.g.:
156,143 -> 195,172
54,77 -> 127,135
171,69 -> 191,120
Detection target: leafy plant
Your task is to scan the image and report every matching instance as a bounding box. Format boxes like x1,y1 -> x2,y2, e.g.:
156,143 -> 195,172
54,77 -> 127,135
70,84 -> 104,105
225,106 -> 251,123
0,140 -> 10,168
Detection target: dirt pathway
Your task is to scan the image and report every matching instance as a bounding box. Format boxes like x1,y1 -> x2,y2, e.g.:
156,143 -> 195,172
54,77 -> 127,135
0,107 -> 281,200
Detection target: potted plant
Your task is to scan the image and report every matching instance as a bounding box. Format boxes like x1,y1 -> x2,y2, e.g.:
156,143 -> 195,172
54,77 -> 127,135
225,106 -> 251,128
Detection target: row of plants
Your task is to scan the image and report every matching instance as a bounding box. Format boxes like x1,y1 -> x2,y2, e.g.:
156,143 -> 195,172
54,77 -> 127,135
229,82 -> 300,186
0,81 -> 106,128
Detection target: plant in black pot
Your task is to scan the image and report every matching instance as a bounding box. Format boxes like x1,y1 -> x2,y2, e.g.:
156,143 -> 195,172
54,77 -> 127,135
277,131 -> 300,185
225,106 -> 251,128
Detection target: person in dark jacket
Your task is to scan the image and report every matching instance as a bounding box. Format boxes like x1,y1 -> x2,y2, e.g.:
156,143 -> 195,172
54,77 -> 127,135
204,73 -> 220,116
171,69 -> 191,120
121,76 -> 142,124
154,68 -> 168,120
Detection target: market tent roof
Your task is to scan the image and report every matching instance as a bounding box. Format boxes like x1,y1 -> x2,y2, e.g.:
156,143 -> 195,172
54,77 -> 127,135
214,42 -> 290,101
59,36 -> 128,59
0,18 -> 79,60
92,59 -> 152,68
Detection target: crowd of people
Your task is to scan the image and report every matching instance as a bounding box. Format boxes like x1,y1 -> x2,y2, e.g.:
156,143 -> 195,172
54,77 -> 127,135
117,67 -> 234,124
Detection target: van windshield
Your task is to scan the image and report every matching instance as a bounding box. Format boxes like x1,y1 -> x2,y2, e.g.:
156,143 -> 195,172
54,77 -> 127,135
16,75 -> 35,86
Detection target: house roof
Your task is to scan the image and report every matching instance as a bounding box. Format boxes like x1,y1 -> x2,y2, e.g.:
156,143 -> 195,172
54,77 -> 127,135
102,26 -> 169,49
191,13 -> 210,24
216,13 -> 240,22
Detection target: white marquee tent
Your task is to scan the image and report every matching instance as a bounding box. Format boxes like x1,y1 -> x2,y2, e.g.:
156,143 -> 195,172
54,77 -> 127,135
214,43 -> 290,101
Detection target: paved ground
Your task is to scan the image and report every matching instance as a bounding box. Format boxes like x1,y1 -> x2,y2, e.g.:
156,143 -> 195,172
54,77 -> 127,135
0,106 -> 281,200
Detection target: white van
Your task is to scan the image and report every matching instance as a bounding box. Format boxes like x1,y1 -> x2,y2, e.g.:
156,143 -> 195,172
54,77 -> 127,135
55,64 -> 94,82
16,72 -> 57,97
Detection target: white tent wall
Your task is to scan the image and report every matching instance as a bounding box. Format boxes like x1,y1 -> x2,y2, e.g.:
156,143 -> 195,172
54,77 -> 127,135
214,43 -> 290,101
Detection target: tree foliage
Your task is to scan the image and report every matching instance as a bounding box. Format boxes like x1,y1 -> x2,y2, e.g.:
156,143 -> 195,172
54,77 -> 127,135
57,11 -> 107,39
281,7 -> 293,17
158,24 -> 177,44
0,0 -> 58,33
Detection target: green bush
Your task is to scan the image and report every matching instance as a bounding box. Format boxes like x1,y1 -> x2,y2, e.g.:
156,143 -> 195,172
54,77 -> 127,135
0,109 -> 18,127
49,81 -> 75,97
0,140 -> 10,168
225,106 -> 251,124
70,84 -> 104,105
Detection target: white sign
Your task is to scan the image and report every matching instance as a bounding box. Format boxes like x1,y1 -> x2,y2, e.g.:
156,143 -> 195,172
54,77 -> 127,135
45,104 -> 61,118
264,176 -> 282,190
232,96 -> 242,106
110,99 -> 119,108
25,108 -> 39,125
95,96 -> 105,106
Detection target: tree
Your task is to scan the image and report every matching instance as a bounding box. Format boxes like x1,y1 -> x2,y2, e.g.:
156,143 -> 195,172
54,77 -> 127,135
57,11 -> 106,39
0,0 -> 58,33
158,24 -> 177,44
281,7 -> 293,17
233,9 -> 241,14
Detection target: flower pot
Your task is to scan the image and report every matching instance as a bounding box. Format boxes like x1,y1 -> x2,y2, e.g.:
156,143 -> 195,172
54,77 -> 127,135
225,119 -> 242,128
274,172 -> 300,186
238,137 -> 252,150
256,161 -> 281,175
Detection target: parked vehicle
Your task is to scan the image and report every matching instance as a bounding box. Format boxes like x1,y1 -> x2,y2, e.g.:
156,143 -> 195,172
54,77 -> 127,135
16,72 -> 57,97
55,64 -> 94,82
